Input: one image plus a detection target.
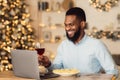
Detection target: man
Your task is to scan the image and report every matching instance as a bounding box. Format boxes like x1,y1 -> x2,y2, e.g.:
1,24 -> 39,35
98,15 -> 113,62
39,7 -> 119,77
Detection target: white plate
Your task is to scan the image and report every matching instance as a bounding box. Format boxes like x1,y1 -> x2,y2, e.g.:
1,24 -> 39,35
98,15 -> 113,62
53,69 -> 80,76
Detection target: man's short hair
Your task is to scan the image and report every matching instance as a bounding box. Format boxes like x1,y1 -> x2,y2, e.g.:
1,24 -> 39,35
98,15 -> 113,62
66,7 -> 86,21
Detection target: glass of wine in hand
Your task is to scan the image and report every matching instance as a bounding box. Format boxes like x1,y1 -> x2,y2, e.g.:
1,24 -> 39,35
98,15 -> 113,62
35,48 -> 45,66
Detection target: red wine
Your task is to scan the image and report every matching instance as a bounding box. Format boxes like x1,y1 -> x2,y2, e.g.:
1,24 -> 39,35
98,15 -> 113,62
35,48 -> 45,55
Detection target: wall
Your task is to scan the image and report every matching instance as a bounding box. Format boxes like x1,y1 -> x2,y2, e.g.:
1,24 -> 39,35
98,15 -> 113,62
25,0 -> 42,41
41,0 -> 120,30
75,0 -> 120,30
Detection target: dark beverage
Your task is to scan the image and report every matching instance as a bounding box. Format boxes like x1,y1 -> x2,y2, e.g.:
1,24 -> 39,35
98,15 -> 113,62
35,48 -> 45,55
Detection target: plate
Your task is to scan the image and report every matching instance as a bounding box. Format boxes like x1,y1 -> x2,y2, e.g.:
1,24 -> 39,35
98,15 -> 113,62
53,69 -> 80,76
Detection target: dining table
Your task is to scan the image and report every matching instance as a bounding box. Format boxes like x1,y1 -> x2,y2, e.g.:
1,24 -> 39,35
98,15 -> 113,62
0,70 -> 117,80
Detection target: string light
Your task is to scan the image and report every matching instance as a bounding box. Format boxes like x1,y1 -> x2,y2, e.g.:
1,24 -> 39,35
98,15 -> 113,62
87,29 -> 120,41
89,0 -> 119,12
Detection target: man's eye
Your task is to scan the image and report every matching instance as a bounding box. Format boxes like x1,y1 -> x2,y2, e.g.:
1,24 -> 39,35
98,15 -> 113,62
64,24 -> 67,26
70,24 -> 74,26
68,23 -> 74,27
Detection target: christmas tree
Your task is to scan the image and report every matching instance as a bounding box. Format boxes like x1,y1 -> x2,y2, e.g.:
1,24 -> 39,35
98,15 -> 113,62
0,0 -> 36,71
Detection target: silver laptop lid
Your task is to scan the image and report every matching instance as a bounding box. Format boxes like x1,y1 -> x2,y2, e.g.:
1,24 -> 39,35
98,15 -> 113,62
11,49 -> 40,80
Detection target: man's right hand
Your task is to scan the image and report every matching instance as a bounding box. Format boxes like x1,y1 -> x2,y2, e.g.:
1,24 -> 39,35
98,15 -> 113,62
38,55 -> 51,67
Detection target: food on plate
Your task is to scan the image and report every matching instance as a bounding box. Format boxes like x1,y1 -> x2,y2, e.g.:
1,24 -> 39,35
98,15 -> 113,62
53,69 -> 79,76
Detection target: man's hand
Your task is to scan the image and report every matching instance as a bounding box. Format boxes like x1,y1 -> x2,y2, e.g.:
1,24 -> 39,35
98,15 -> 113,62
38,55 -> 51,67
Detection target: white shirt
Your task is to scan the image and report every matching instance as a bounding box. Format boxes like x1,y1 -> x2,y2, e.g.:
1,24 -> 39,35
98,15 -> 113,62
51,34 -> 119,77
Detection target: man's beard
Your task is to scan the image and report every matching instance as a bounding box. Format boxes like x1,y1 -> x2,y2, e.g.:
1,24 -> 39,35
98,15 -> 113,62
66,27 -> 81,43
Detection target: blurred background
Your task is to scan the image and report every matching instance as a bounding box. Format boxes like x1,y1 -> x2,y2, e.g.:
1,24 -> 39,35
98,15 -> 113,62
0,0 -> 120,72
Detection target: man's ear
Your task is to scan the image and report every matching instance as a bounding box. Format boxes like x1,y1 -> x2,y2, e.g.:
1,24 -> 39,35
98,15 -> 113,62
80,21 -> 86,29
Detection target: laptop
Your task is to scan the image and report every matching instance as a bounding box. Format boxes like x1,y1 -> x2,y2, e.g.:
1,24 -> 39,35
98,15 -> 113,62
11,49 -> 40,80
11,49 -> 59,80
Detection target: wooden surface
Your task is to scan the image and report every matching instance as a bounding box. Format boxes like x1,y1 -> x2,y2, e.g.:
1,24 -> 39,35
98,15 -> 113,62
0,71 -> 35,80
46,74 -> 114,80
0,71 -> 115,80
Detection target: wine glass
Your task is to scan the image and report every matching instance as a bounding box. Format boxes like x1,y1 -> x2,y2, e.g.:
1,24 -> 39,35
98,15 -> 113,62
35,48 -> 45,66
35,48 -> 45,55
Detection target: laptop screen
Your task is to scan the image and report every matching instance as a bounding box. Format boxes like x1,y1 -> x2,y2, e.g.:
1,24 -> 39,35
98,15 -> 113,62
11,49 -> 40,80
